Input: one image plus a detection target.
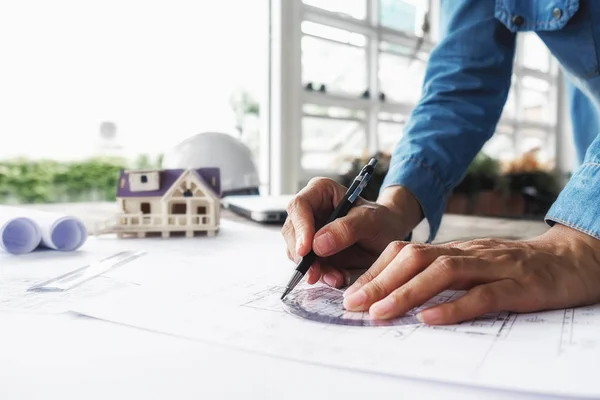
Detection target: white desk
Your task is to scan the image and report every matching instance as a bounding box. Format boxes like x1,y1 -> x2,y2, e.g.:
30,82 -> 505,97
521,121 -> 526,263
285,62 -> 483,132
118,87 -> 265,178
0,203 -> 559,400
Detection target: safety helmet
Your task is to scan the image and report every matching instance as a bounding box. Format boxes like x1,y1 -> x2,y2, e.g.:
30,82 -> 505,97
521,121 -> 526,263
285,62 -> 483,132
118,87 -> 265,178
161,132 -> 260,197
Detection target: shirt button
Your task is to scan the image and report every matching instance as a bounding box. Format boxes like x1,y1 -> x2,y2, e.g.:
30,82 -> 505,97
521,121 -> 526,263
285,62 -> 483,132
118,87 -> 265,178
553,8 -> 562,19
512,15 -> 524,26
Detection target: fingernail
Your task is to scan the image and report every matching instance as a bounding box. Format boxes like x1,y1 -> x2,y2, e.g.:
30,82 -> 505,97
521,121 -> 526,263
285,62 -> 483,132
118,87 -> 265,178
323,272 -> 339,287
314,232 -> 335,255
343,289 -> 367,309
341,269 -> 351,286
370,297 -> 396,318
417,308 -> 442,324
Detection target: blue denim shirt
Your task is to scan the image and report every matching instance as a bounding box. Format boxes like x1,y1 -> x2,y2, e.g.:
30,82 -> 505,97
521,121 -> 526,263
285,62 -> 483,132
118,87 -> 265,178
382,0 -> 600,242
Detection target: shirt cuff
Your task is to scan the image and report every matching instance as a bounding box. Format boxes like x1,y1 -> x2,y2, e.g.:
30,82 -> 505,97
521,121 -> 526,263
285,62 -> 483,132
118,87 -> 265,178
380,157 -> 447,242
545,162 -> 600,241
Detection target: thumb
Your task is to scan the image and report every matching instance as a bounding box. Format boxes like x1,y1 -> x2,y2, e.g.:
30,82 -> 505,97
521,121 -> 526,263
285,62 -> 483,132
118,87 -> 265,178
312,206 -> 379,257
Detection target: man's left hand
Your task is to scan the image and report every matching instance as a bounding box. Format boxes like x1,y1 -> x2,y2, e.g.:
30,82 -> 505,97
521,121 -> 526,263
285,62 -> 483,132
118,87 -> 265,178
342,224 -> 600,325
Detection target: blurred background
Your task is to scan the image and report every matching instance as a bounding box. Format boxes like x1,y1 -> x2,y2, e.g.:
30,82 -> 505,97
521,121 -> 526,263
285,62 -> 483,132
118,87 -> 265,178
0,0 -> 575,218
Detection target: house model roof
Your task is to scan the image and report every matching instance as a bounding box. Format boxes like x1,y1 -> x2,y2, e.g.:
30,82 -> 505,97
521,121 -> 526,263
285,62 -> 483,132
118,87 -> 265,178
117,168 -> 221,198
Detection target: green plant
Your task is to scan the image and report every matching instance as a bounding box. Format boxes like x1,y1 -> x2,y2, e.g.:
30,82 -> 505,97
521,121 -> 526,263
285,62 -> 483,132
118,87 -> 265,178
0,157 -> 131,204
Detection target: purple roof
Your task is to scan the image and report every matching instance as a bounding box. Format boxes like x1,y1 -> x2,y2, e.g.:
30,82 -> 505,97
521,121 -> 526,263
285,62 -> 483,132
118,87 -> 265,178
117,168 -> 221,198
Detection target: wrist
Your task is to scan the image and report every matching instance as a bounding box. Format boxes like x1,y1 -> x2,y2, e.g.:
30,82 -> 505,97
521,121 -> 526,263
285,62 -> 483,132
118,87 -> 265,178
377,185 -> 423,232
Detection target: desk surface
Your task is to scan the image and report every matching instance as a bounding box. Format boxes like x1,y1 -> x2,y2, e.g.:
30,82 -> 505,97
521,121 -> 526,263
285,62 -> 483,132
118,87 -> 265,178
4,202 -> 556,400
24,201 -> 550,243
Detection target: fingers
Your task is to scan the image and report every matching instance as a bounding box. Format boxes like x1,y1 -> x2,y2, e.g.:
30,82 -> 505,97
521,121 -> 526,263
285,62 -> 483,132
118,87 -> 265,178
284,178 -> 348,257
286,196 -> 316,257
312,205 -> 383,257
343,241 -> 409,297
306,262 -> 321,284
343,244 -> 447,311
366,254 -> 512,319
416,279 -> 519,325
319,265 -> 345,288
282,220 -> 299,262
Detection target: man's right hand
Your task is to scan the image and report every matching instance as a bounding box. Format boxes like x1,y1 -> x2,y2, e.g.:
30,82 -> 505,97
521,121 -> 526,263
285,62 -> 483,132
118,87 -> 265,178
281,177 -> 422,289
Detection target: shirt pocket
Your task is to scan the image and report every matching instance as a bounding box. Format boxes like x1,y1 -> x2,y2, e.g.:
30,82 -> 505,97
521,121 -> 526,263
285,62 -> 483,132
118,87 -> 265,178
537,0 -> 600,80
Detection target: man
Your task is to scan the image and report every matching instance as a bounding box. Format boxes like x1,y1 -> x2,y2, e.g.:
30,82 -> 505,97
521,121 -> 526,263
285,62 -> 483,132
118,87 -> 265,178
281,0 -> 600,325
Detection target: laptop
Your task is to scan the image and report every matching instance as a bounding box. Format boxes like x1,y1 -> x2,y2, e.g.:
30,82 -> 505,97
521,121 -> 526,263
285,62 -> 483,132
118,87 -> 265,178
221,195 -> 295,223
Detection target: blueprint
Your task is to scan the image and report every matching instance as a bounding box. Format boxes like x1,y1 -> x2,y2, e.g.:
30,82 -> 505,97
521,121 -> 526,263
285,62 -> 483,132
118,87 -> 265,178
70,221 -> 600,399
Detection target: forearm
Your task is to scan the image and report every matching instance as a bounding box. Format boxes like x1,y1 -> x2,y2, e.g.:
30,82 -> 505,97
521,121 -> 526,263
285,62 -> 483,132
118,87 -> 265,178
381,0 -> 516,242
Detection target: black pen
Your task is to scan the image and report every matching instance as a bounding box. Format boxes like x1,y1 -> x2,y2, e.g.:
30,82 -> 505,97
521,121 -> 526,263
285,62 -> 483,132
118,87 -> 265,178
280,157 -> 378,300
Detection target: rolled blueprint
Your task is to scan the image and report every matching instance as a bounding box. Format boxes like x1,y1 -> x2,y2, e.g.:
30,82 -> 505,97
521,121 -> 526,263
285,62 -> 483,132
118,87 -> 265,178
25,209 -> 88,251
0,206 -> 87,253
0,209 -> 42,254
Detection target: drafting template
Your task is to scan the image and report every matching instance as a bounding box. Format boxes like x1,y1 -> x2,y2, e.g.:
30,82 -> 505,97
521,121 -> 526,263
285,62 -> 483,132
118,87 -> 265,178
72,221 -> 600,399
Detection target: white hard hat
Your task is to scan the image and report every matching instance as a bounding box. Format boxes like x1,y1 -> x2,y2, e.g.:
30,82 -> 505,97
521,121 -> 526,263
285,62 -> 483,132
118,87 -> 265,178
162,132 -> 260,196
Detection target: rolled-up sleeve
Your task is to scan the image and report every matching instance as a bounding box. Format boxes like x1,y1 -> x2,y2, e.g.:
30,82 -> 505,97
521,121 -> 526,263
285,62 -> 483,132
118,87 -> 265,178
381,0 -> 516,242
546,137 -> 600,240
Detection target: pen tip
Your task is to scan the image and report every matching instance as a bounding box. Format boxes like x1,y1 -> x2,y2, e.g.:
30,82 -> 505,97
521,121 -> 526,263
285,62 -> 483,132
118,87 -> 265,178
281,288 -> 291,300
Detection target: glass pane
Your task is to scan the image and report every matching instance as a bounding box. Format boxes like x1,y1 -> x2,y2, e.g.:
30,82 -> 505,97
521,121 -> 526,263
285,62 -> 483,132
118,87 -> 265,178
378,112 -> 407,123
303,35 -> 367,96
302,117 -> 366,170
303,104 -> 365,119
518,129 -> 555,164
379,48 -> 426,103
521,33 -> 550,72
522,89 -> 552,124
378,121 -> 404,153
380,0 -> 428,34
520,77 -> 553,124
302,21 -> 366,46
482,132 -> 515,162
303,0 -> 366,19
502,84 -> 517,120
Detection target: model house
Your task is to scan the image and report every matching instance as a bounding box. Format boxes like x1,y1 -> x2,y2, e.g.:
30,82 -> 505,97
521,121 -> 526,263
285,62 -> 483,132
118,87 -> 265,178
95,168 -> 221,238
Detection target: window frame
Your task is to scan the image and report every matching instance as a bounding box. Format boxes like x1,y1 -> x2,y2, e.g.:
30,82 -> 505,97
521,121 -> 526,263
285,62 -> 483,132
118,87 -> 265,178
268,0 -> 562,193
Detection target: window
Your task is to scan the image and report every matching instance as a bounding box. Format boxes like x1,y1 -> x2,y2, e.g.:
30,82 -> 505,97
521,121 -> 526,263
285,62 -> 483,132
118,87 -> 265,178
171,203 -> 187,214
197,206 -> 207,215
0,1 -> 269,204
303,0 -> 366,20
379,0 -> 428,35
379,42 -> 427,104
302,113 -> 366,170
140,202 -> 151,214
296,0 -> 433,183
484,33 -> 558,163
140,175 -> 148,184
302,23 -> 367,97
275,1 -> 560,193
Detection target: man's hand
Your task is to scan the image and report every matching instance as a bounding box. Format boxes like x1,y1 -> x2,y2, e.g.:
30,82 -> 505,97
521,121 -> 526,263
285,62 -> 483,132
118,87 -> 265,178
343,224 -> 600,324
281,178 -> 422,288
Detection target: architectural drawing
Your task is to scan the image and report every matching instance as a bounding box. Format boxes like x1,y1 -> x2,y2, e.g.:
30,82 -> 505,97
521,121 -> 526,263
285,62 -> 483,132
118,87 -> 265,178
71,223 -> 600,398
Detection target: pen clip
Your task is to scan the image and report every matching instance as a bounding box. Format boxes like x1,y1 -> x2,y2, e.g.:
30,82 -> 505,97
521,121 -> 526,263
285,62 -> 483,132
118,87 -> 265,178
348,172 -> 371,202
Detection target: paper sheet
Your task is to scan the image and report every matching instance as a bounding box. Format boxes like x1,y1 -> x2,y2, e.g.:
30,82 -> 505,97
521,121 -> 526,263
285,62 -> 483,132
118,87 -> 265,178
0,206 -> 87,253
71,221 -> 600,399
0,237 -> 143,313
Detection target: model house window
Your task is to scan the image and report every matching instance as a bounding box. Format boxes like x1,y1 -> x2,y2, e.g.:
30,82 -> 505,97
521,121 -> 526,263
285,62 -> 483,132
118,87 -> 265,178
197,206 -> 207,215
172,203 -> 187,214
140,175 -> 148,183
140,202 -> 151,214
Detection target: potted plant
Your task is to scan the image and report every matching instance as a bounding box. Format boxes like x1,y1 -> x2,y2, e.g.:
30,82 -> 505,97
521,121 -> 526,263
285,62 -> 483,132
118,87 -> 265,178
502,148 -> 560,218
